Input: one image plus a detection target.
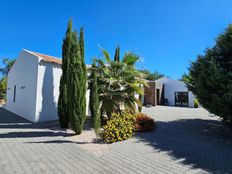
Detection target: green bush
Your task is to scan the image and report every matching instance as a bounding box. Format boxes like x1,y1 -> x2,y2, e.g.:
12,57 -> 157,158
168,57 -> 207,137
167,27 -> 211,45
103,112 -> 135,143
194,99 -> 199,108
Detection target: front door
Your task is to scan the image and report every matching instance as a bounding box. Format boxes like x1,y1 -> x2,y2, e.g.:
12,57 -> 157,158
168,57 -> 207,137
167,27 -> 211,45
156,89 -> 160,105
174,92 -> 189,107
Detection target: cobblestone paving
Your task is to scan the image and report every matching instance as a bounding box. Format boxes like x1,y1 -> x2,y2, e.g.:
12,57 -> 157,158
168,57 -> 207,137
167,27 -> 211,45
0,107 -> 232,174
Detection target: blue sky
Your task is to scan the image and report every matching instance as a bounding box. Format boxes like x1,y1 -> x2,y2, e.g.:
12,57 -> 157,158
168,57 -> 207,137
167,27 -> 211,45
1,0 -> 232,79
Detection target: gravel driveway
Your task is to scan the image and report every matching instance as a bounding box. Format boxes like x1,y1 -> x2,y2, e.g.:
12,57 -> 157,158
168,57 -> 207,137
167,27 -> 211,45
0,106 -> 231,174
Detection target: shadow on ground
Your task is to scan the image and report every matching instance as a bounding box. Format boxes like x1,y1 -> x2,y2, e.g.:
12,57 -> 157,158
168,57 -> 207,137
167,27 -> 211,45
0,107 -> 60,129
0,108 -> 89,139
135,119 -> 232,173
0,107 -> 73,139
0,131 -> 71,138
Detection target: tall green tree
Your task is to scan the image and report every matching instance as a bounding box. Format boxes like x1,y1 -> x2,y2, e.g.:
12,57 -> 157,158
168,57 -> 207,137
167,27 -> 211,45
188,24 -> 232,123
89,61 -> 100,134
58,20 -> 73,128
114,46 -> 120,62
68,29 -> 87,134
79,27 -> 87,126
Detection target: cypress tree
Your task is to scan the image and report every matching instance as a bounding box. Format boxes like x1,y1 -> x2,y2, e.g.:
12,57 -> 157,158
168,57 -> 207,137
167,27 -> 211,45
114,45 -> 120,62
90,61 -> 100,134
68,28 -> 87,134
79,27 -> 85,63
68,31 -> 82,134
79,27 -> 87,124
58,20 -> 73,128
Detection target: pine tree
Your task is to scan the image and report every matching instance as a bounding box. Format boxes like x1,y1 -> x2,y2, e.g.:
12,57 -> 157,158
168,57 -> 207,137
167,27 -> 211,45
114,45 -> 120,62
58,20 -> 73,128
90,61 -> 100,134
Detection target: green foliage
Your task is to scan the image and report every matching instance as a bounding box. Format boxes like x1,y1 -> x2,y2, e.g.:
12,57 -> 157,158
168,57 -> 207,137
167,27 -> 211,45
0,77 -> 7,99
140,69 -> 165,81
93,47 -> 147,117
58,20 -> 73,128
180,73 -> 190,84
114,46 -> 120,62
79,27 -> 87,132
188,24 -> 232,123
68,30 -> 86,134
134,113 -> 155,132
0,58 -> 15,76
103,112 -> 135,143
194,99 -> 199,108
89,61 -> 100,134
79,27 -> 85,63
58,20 -> 87,133
0,58 -> 15,100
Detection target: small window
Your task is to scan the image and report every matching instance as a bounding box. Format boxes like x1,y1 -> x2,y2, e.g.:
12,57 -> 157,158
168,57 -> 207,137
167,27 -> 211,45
13,85 -> 16,103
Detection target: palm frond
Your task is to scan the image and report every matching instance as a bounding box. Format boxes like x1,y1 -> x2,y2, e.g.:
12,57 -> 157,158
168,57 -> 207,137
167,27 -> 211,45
100,48 -> 111,63
122,52 -> 139,66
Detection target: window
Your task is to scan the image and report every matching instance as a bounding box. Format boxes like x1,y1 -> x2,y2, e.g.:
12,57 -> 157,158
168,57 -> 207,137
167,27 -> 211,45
175,92 -> 188,107
13,85 -> 16,103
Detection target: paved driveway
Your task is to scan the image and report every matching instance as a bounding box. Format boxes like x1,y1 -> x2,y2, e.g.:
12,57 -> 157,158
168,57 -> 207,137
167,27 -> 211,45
0,106 -> 232,174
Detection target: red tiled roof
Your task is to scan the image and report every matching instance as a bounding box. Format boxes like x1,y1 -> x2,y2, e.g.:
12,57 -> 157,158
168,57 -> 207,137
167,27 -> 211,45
30,51 -> 62,65
25,50 -> 90,68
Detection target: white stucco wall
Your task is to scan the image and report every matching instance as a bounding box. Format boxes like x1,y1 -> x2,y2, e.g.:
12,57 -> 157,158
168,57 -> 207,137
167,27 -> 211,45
35,60 -> 90,122
6,50 -> 38,122
35,61 -> 62,122
156,77 -> 195,108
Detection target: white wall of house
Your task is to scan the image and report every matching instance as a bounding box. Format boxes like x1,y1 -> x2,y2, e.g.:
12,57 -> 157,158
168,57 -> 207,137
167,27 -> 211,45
6,50 -> 38,122
35,60 -> 62,122
35,60 -> 90,122
156,77 -> 195,108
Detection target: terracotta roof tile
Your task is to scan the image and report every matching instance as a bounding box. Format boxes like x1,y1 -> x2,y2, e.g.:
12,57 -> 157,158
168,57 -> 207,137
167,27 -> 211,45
25,50 -> 90,68
30,51 -> 62,65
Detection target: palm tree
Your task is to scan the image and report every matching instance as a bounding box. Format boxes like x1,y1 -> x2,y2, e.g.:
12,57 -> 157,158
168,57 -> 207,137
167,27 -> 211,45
0,58 -> 15,76
91,48 -> 147,117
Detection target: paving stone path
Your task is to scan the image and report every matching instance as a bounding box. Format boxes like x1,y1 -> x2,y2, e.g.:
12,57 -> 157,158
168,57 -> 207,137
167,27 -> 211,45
0,106 -> 232,174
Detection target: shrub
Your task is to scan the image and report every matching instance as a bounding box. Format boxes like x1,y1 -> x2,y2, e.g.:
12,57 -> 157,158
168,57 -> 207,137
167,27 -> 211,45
194,99 -> 199,108
103,112 -> 135,143
135,113 -> 155,132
